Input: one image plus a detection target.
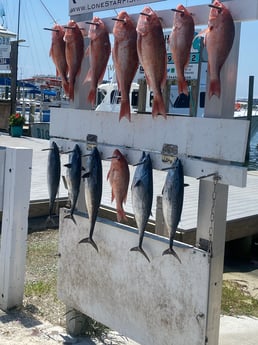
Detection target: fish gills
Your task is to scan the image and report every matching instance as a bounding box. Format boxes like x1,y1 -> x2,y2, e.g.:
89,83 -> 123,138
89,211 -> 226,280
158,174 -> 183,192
205,0 -> 235,98
107,149 -> 129,222
113,11 -> 138,122
64,20 -> 84,101
85,17 -> 111,106
79,147 -> 102,252
49,24 -> 69,96
131,152 -> 153,262
169,5 -> 194,96
162,158 -> 184,263
137,7 -> 167,119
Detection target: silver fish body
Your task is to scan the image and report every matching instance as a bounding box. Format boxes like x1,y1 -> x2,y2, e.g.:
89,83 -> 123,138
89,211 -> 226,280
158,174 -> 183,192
162,158 -> 184,263
47,141 -> 61,220
79,147 -> 102,251
131,152 -> 153,262
64,144 -> 82,221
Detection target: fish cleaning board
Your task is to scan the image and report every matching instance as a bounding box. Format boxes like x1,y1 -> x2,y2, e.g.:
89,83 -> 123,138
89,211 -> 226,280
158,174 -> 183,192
58,209 -> 209,345
51,108 -> 249,187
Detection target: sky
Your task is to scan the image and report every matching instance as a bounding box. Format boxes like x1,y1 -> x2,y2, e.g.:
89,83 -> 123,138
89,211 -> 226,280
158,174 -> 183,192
2,0 -> 258,98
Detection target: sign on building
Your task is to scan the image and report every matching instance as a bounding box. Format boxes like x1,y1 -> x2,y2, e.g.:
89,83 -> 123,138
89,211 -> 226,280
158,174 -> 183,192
0,35 -> 11,71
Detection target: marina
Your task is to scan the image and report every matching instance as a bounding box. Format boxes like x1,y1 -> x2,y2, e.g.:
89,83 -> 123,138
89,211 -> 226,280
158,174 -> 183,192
0,132 -> 257,245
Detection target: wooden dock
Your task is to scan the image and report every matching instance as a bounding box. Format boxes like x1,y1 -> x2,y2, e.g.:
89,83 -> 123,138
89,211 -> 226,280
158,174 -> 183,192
0,133 -> 257,243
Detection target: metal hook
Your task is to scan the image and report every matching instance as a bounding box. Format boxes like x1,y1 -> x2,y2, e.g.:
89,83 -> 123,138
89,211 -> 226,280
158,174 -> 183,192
140,12 -> 151,17
85,21 -> 99,26
43,27 -> 59,32
208,4 -> 222,13
112,18 -> 126,23
196,172 -> 221,181
171,8 -> 185,15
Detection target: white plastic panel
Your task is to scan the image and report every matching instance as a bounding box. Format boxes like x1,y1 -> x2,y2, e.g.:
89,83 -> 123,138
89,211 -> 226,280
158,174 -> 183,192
58,209 -> 209,345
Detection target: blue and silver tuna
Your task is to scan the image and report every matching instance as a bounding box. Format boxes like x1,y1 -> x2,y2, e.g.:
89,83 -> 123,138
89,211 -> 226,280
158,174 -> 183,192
130,152 -> 153,262
162,158 -> 184,263
79,147 -> 102,252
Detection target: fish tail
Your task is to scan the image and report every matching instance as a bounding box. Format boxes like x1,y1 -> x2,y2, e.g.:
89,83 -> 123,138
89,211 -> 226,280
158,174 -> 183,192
152,94 -> 167,119
79,237 -> 98,252
87,88 -> 96,106
69,82 -> 74,101
46,215 -> 58,228
162,247 -> 181,264
64,212 -> 77,224
62,80 -> 70,97
178,78 -> 189,96
130,246 -> 150,263
117,208 -> 127,222
209,79 -> 221,99
119,99 -> 131,122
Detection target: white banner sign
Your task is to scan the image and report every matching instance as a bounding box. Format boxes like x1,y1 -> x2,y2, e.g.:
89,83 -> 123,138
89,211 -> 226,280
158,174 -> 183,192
0,36 -> 11,71
69,0 -> 160,15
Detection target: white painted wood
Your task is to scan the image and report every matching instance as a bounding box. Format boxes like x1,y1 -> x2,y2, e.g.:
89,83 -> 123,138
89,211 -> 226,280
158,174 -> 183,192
51,109 -> 249,164
58,209 -> 209,345
196,180 -> 229,345
0,147 -> 6,211
0,147 -> 32,311
95,0 -> 258,32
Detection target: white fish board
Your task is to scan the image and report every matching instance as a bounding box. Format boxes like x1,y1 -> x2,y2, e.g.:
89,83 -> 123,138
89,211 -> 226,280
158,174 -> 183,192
0,147 -> 32,310
58,209 -> 209,345
51,108 -> 248,187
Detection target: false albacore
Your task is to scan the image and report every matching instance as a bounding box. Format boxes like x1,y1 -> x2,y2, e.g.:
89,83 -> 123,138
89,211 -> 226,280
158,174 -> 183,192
64,144 -> 82,223
162,158 -> 184,263
43,141 -> 61,225
79,147 -> 102,252
130,152 -> 153,262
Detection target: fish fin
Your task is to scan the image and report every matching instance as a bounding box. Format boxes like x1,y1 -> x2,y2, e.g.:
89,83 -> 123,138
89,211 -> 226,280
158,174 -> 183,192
209,79 -> 221,99
79,237 -> 98,252
64,163 -> 72,168
84,69 -> 92,83
162,247 -> 181,264
130,246 -> 150,263
152,94 -> 167,119
111,190 -> 115,203
178,79 -> 189,96
64,213 -> 77,224
119,100 -> 131,122
87,88 -> 96,106
82,172 -> 91,179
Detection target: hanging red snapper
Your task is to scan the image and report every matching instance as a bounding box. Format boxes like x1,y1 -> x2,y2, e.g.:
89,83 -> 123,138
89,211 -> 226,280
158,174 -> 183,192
49,24 -> 69,96
107,149 -> 130,223
64,20 -> 84,101
85,17 -> 111,106
112,11 -> 138,122
169,5 -> 194,96
205,0 -> 235,98
137,7 -> 167,118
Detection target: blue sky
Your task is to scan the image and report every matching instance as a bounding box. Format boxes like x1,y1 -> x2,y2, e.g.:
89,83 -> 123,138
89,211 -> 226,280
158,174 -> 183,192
3,0 -> 258,98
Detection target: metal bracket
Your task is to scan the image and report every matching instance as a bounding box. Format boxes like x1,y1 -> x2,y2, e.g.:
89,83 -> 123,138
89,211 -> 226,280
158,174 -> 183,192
86,134 -> 97,151
161,144 -> 178,163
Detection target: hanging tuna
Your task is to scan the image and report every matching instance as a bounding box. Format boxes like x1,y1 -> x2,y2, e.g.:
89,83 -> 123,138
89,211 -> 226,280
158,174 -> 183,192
64,144 -> 82,223
162,158 -> 184,263
130,152 -> 153,262
79,147 -> 102,252
112,11 -> 138,122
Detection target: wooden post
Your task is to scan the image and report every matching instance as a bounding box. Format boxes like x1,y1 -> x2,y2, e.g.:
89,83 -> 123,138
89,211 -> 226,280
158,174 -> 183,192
0,147 -> 32,311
